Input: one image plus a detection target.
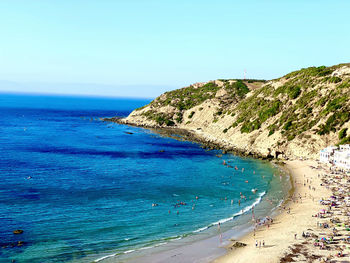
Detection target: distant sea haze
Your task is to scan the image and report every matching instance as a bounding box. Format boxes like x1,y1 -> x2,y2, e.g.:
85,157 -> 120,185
0,94 -> 289,263
0,81 -> 176,98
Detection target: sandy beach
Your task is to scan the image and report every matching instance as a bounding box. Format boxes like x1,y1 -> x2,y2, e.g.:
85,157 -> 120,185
213,159 -> 350,263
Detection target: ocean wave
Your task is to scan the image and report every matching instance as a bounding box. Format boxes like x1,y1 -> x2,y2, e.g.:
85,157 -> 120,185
93,236 -> 180,262
95,192 -> 267,262
94,253 -> 117,262
124,249 -> 136,254
192,191 -> 266,234
94,248 -> 137,262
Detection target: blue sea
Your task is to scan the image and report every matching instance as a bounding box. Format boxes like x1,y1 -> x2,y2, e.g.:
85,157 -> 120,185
0,94 -> 290,263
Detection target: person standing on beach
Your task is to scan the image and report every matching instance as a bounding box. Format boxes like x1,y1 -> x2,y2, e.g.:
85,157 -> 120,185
218,223 -> 222,243
255,240 -> 258,248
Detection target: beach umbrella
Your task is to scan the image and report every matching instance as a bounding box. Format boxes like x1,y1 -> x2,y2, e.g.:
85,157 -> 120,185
320,237 -> 327,241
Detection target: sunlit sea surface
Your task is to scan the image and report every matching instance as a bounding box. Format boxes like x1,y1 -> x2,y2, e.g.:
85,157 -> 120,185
0,94 -> 290,263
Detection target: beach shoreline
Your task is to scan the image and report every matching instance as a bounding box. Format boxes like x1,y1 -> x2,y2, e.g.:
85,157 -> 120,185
213,159 -> 333,263
96,158 -> 290,263
95,122 -> 296,263
95,157 -> 292,263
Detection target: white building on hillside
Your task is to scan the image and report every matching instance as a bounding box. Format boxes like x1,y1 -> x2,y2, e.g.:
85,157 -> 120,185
320,144 -> 350,171
319,146 -> 337,163
333,148 -> 350,171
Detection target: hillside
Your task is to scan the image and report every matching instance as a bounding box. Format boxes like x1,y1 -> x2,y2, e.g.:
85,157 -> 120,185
112,63 -> 350,160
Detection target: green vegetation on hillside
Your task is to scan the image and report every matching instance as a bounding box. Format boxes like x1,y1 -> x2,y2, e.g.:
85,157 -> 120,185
226,64 -> 349,142
139,80 -> 252,124
230,94 -> 282,133
338,128 -> 350,145
224,80 -> 250,98
285,66 -> 333,79
134,64 -> 349,143
141,111 -> 175,126
155,82 -> 220,111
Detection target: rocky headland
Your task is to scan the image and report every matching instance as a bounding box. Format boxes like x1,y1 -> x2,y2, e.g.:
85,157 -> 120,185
106,63 -> 350,160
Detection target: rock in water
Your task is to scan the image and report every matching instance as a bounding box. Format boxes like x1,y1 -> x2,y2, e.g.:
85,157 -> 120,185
232,242 -> 247,248
13,229 -> 23,235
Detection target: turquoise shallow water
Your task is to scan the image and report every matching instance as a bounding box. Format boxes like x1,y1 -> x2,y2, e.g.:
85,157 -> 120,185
0,94 -> 289,263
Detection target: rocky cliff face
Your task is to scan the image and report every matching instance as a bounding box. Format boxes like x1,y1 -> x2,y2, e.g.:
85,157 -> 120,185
115,64 -> 350,160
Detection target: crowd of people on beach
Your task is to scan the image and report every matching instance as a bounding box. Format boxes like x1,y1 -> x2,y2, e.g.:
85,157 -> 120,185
307,165 -> 350,260
230,161 -> 350,262
288,164 -> 350,261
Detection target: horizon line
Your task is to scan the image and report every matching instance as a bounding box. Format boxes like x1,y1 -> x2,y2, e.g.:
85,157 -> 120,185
0,90 -> 155,100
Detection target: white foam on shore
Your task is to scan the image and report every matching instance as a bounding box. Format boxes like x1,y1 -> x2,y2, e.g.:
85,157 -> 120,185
124,249 -> 136,254
94,191 -> 267,262
94,253 -> 117,262
193,191 -> 266,233
93,240 -> 172,262
138,242 -> 168,252
270,198 -> 284,212
193,226 -> 208,233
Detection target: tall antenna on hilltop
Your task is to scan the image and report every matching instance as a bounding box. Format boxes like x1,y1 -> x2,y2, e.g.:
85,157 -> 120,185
244,69 -> 247,80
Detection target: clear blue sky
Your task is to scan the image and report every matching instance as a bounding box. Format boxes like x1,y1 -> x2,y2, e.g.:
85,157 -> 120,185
0,0 -> 349,98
